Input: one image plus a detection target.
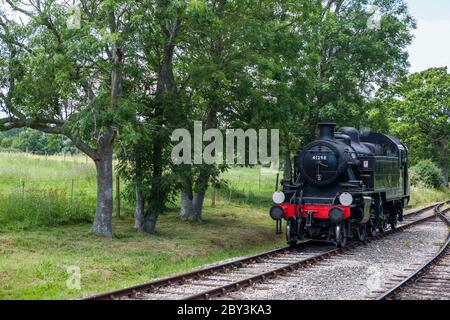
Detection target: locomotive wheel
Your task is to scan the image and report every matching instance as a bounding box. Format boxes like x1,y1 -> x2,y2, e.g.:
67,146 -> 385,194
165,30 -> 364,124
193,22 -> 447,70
378,218 -> 388,233
286,220 -> 298,247
389,213 -> 398,230
335,223 -> 348,248
397,208 -> 404,222
367,221 -> 377,237
376,201 -> 389,233
354,224 -> 367,241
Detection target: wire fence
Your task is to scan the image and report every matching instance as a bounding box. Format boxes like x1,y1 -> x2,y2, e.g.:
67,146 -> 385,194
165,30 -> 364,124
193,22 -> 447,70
0,151 -> 280,228
0,147 -> 90,163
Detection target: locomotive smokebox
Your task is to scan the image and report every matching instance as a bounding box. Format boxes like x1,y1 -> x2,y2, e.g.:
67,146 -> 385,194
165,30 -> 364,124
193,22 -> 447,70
318,122 -> 336,140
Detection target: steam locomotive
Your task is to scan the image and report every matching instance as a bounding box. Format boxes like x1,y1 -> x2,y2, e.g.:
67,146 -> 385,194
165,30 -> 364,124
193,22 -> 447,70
269,123 -> 409,247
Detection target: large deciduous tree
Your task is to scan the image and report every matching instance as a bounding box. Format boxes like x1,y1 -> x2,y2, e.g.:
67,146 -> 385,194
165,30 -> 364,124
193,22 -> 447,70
382,67 -> 450,187
117,0 -> 187,233
247,0 -> 414,174
0,0 -> 138,237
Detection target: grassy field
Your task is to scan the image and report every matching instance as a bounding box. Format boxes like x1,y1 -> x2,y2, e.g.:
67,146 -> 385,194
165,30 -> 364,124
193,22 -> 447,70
0,205 -> 284,299
0,152 -> 448,299
0,152 -> 97,229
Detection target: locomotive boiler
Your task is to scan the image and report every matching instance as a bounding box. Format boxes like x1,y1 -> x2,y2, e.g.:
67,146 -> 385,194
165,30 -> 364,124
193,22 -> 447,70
269,123 -> 409,247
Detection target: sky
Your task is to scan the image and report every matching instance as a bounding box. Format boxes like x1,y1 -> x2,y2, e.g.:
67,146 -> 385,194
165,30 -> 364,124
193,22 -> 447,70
405,0 -> 450,73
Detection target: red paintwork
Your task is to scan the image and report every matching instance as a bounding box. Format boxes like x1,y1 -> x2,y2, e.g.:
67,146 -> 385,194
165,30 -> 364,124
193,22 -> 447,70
276,203 -> 350,220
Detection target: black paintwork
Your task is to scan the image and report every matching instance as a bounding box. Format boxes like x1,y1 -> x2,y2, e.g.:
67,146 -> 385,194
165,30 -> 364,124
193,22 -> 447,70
279,123 -> 409,244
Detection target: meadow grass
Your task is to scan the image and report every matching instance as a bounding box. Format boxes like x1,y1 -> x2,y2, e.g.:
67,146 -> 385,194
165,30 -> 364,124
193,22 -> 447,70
0,152 -> 96,230
0,152 -> 448,299
0,204 -> 285,299
408,186 -> 450,207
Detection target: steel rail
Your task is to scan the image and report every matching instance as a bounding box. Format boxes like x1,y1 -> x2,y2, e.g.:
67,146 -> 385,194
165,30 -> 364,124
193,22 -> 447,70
184,204 -> 442,300
84,202 -> 440,300
85,245 -> 293,300
377,202 -> 450,300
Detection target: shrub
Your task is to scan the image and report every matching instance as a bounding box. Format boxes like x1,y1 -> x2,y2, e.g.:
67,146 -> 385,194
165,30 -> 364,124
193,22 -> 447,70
410,160 -> 444,189
0,137 -> 13,148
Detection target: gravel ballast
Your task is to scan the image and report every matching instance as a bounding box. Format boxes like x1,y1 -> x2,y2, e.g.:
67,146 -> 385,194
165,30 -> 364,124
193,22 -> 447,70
227,216 -> 448,300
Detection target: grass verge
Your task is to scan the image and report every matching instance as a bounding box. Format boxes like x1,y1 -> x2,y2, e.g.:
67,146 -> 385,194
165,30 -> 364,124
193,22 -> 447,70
0,203 -> 285,299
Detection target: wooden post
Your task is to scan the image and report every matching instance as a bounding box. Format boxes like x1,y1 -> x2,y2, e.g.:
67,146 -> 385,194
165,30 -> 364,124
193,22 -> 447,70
211,187 -> 216,207
116,176 -> 120,218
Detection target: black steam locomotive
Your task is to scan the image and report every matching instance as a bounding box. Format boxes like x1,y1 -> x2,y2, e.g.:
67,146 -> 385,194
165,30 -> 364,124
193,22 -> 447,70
270,123 -> 409,247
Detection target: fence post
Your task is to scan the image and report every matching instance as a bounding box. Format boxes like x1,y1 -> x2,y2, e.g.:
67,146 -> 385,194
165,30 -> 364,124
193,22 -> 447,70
21,180 -> 25,209
116,175 -> 120,218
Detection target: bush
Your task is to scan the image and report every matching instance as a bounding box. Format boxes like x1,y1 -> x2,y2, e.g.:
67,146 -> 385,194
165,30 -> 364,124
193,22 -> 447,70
0,128 -> 78,155
410,160 -> 444,189
0,137 -> 13,148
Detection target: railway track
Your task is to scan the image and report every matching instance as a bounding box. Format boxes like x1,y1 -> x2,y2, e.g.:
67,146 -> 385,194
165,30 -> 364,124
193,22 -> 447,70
377,202 -> 450,300
85,202 -> 442,300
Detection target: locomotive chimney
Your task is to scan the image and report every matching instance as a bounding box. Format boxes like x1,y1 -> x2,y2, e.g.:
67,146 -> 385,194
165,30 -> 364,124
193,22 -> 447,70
318,122 -> 336,140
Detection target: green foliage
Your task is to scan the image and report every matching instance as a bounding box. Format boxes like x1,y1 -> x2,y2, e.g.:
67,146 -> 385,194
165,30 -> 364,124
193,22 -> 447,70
410,160 -> 444,189
0,136 -> 13,148
0,129 -> 77,154
380,67 -> 450,186
0,0 -> 420,234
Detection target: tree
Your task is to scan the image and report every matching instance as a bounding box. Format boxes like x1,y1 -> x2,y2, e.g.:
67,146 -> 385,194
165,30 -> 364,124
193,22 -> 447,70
0,0 -> 139,236
237,0 -> 414,177
176,0 -> 258,221
382,67 -> 450,187
117,0 -> 187,233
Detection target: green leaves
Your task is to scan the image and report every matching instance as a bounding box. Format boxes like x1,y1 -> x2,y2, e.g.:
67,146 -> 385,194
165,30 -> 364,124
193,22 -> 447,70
380,67 -> 450,185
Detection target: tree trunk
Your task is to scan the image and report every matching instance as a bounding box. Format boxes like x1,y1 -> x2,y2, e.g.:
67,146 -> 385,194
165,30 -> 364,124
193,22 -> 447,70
192,192 -> 205,221
283,151 -> 292,181
92,146 -> 113,237
180,188 -> 193,220
135,187 -> 144,230
143,206 -> 159,234
443,164 -> 449,188
144,110 -> 164,234
134,148 -> 144,231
